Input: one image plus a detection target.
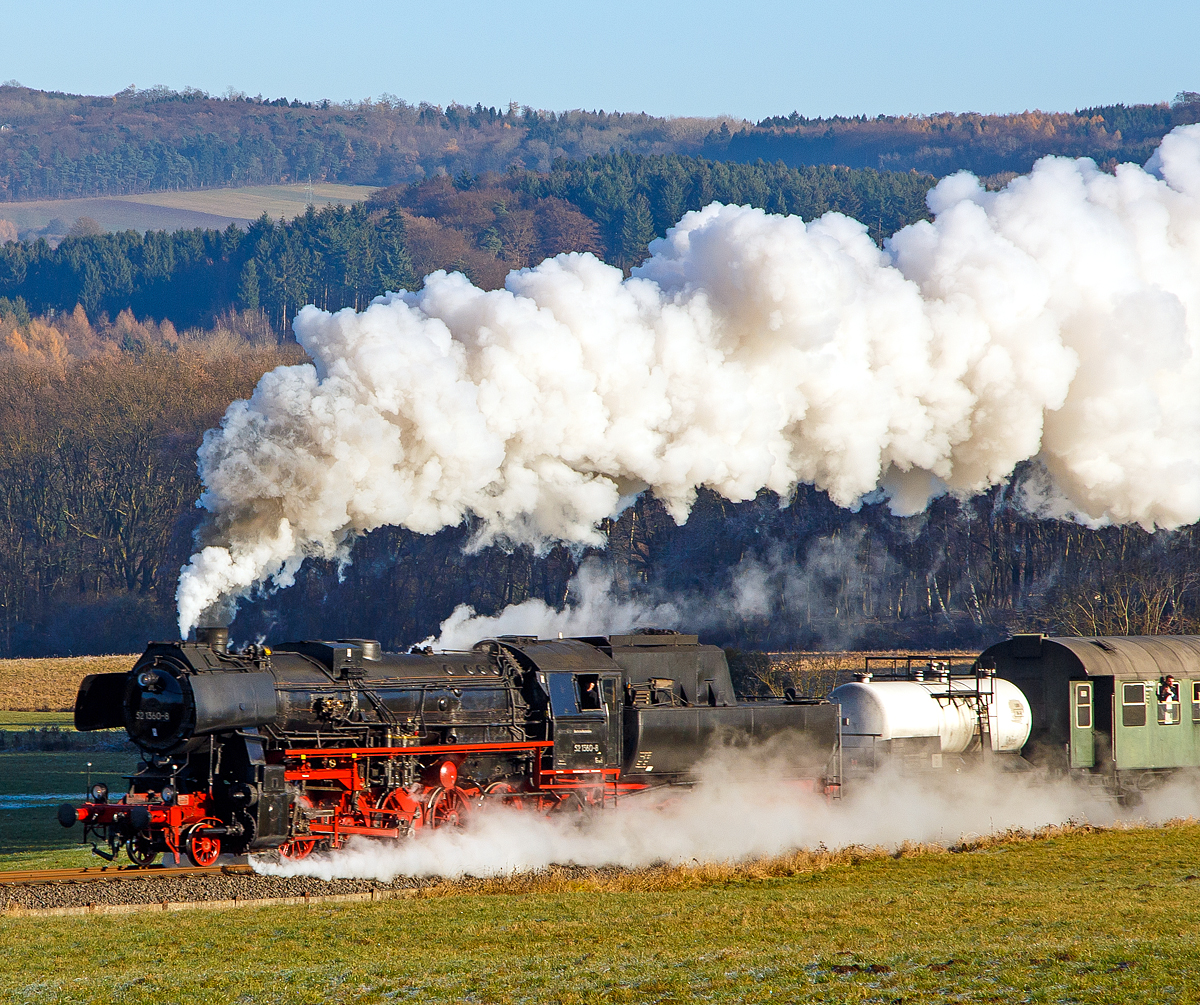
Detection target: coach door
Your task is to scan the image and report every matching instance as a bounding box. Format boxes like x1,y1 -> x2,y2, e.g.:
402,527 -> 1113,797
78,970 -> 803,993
546,672 -> 622,771
1070,680 -> 1095,768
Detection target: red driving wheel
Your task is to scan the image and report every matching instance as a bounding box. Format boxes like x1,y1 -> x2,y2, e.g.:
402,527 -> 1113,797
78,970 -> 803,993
482,780 -> 526,810
185,818 -> 222,866
548,791 -> 590,816
278,837 -> 318,860
426,787 -> 470,828
376,788 -> 422,834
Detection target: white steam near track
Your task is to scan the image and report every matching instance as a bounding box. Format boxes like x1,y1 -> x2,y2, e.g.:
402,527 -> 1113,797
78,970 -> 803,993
178,126 -> 1200,634
253,754 -> 1200,883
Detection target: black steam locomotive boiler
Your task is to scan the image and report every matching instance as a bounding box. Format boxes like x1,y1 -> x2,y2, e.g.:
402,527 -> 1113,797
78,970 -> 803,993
59,629 -> 840,865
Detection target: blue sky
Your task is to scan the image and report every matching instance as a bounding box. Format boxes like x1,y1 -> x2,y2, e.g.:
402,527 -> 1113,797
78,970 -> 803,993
3,0 -> 1198,120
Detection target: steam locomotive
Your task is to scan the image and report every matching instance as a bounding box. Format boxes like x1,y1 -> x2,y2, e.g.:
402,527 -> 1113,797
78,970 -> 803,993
59,628 -> 839,866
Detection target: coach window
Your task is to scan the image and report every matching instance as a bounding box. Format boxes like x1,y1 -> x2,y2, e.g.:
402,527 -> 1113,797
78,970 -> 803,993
1158,679 -> 1182,726
1075,683 -> 1092,729
1193,681 -> 1200,723
1122,682 -> 1147,727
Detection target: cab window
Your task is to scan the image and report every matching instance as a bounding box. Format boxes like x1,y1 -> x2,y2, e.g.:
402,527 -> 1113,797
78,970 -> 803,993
577,674 -> 602,711
546,674 -> 579,716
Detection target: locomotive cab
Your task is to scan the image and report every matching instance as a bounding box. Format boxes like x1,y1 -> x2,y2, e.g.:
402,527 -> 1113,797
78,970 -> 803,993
543,671 -> 623,771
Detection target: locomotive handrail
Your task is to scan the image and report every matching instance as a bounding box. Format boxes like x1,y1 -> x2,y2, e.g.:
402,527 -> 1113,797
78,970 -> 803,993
282,740 -> 554,758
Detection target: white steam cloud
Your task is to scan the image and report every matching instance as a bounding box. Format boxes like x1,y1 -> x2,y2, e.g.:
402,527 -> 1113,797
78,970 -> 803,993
423,560 -> 682,651
421,543 -> 871,652
252,753 -> 1200,884
178,126 -> 1200,634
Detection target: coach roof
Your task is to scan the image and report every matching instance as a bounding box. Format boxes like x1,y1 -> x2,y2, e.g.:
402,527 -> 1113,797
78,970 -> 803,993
982,634 -> 1200,679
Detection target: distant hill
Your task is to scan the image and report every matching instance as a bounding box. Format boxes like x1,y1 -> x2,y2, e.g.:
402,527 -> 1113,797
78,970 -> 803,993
706,95 -> 1200,177
0,153 -> 936,331
0,85 -> 734,203
1,85 -> 1197,210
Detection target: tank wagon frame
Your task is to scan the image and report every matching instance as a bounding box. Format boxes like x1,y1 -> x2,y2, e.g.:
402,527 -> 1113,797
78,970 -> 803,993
831,655 -> 1033,776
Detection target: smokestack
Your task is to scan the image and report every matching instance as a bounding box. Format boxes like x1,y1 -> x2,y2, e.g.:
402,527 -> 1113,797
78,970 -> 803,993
195,626 -> 229,653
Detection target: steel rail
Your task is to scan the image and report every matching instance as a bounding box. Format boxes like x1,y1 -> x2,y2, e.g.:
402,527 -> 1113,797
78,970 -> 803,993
0,864 -> 253,886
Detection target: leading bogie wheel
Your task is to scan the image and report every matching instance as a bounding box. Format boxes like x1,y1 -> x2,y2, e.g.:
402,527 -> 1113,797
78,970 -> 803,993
126,834 -> 159,867
184,819 -> 222,867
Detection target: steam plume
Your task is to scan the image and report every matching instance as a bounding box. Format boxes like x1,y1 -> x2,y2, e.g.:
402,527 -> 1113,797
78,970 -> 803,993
178,126 -> 1200,634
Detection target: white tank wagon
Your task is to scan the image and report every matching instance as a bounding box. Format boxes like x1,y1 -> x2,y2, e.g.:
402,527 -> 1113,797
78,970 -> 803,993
830,659 -> 1032,774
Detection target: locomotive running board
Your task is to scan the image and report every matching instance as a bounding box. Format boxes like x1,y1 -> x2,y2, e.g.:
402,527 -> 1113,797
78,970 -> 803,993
283,740 -> 554,758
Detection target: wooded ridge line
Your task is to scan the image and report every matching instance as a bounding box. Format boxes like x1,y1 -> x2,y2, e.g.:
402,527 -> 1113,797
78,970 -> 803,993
1,84 -> 1197,205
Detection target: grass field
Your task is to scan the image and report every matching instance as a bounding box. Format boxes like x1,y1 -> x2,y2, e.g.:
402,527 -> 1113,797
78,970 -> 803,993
0,654 -> 134,711
0,751 -> 137,869
0,711 -> 74,729
1,824 -> 1197,1002
0,183 -> 377,239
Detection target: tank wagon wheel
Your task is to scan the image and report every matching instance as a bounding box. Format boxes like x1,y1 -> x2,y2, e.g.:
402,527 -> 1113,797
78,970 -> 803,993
278,837 -> 318,861
184,818 -> 222,867
481,780 -> 526,810
126,834 -> 159,867
426,786 -> 470,829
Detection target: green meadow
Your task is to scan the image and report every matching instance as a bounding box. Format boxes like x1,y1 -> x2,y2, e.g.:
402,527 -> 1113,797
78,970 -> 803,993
0,751 -> 137,870
2,823 -> 1198,1003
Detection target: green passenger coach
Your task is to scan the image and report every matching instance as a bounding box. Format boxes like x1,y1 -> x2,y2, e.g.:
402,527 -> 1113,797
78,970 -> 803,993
979,634 -> 1200,802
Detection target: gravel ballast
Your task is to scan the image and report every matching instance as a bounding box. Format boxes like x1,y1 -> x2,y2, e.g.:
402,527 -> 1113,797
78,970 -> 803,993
0,868 -> 437,914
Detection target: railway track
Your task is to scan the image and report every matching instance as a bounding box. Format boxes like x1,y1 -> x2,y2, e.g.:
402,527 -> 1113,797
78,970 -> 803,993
0,863 -> 253,887
0,860 -> 419,917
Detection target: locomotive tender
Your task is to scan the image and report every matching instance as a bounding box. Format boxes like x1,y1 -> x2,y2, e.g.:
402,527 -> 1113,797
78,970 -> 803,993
60,628 -> 840,866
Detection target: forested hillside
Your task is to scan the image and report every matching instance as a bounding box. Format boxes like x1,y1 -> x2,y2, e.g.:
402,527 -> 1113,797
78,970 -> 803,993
0,84 -> 731,201
0,153 -> 935,329
1,83 -> 1195,208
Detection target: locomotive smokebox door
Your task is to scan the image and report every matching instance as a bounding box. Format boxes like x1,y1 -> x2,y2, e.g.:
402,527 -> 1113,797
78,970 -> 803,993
547,672 -> 620,770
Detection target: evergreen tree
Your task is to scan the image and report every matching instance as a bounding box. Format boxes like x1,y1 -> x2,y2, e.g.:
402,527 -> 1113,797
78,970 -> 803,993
238,259 -> 260,311
376,207 -> 415,294
618,194 -> 656,271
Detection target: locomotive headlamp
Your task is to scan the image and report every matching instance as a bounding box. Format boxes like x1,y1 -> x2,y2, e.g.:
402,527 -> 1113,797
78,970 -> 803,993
160,785 -> 177,804
137,670 -> 163,692
90,782 -> 109,803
